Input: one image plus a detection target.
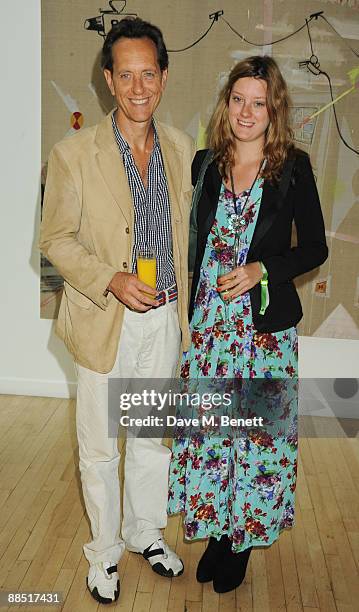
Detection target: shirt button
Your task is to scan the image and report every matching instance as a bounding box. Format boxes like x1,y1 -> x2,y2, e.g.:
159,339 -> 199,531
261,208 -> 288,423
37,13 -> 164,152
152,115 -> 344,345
125,227 -> 130,234
123,262 -> 128,269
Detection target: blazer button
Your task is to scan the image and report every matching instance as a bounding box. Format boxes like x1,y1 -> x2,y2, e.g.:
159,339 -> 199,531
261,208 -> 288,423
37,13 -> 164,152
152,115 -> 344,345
125,227 -> 130,234
123,262 -> 128,269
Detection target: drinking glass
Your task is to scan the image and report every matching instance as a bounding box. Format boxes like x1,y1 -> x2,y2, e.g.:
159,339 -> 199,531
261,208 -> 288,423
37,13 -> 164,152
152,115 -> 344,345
136,247 -> 156,297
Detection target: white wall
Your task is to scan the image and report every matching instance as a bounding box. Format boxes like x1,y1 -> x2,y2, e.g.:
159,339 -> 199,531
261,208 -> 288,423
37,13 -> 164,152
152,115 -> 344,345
0,0 -> 358,400
0,0 -> 75,398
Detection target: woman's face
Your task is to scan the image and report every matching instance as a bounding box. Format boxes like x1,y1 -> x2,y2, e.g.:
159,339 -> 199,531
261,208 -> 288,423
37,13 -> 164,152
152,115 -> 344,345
228,77 -> 270,147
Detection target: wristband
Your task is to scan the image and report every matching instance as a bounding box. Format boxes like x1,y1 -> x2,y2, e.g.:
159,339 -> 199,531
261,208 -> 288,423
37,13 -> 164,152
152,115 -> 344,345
259,262 -> 269,315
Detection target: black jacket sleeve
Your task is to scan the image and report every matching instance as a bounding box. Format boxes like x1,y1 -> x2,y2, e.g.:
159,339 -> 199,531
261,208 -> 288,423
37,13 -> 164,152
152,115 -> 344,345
191,149 -> 209,186
262,153 -> 328,287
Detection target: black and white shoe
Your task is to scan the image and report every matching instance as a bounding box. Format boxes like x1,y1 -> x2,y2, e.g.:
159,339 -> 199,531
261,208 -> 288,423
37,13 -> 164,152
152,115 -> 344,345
87,561 -> 120,604
142,538 -> 184,577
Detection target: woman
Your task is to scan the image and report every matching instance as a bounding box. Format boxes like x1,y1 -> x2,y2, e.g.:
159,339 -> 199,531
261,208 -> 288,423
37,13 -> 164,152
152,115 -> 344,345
168,56 -> 328,594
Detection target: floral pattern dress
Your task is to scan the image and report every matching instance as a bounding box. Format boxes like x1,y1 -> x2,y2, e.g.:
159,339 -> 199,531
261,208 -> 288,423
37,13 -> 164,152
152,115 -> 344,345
168,179 -> 298,552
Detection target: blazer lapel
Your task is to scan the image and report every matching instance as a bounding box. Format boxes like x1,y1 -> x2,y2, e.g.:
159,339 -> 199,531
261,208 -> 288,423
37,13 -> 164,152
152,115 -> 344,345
155,122 -> 185,294
156,122 -> 183,222
200,162 -> 222,237
249,180 -> 281,254
94,113 -> 133,225
250,156 -> 295,254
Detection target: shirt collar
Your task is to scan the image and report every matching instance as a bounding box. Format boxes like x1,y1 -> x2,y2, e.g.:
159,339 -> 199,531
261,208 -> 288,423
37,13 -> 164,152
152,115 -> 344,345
111,110 -> 160,156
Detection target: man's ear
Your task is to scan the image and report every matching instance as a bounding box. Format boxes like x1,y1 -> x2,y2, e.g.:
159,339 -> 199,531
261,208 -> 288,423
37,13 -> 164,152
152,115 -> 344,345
161,68 -> 168,91
103,69 -> 115,96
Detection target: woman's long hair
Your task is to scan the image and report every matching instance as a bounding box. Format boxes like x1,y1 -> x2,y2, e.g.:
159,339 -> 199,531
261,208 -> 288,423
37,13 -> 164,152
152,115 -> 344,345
207,56 -> 294,182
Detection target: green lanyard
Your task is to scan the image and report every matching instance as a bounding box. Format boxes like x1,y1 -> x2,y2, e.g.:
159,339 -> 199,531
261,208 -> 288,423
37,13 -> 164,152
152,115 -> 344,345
259,262 -> 269,315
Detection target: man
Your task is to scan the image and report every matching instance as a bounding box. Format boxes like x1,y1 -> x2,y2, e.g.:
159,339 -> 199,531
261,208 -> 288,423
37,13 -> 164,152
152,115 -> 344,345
40,18 -> 194,605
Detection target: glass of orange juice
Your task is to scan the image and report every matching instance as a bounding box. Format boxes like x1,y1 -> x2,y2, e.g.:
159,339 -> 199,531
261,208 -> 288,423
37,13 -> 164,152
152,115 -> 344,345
136,247 -> 156,297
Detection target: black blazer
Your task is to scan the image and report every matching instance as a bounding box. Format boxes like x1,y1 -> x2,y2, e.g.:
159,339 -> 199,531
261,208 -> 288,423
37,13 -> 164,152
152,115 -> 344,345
189,149 -> 328,332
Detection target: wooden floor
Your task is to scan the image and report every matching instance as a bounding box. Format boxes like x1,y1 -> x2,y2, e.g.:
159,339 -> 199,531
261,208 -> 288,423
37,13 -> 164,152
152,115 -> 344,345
0,395 -> 358,612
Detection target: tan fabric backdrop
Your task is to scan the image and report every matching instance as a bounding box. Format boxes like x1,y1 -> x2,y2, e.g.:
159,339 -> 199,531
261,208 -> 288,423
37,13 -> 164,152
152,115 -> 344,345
41,0 -> 359,340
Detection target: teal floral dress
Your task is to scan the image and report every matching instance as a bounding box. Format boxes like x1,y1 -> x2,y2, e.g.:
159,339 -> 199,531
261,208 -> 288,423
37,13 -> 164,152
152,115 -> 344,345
168,178 -> 298,552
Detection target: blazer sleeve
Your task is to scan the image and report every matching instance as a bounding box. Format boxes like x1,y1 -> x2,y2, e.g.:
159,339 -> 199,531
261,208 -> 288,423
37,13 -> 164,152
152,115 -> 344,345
261,153 -> 328,287
191,149 -> 209,186
39,144 -> 118,310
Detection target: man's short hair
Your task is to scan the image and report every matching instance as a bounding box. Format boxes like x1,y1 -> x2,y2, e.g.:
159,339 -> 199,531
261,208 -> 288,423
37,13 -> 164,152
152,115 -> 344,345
101,17 -> 169,73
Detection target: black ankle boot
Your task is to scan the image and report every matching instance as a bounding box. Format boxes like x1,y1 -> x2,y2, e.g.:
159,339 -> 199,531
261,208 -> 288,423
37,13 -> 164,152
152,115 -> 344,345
213,543 -> 252,593
196,536 -> 231,583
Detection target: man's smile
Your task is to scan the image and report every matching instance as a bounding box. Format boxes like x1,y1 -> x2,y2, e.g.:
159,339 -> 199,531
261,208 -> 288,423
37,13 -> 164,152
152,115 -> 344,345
130,97 -> 151,105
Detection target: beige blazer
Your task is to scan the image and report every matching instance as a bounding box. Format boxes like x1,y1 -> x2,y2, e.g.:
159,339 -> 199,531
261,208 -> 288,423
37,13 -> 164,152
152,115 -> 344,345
40,112 -> 195,373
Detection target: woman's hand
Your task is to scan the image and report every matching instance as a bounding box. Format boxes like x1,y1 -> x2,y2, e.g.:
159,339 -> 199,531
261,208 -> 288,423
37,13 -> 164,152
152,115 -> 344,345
217,262 -> 263,300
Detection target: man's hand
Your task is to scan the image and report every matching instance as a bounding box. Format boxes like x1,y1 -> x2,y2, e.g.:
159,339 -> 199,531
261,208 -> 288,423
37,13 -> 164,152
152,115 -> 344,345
217,262 -> 263,300
108,272 -> 158,312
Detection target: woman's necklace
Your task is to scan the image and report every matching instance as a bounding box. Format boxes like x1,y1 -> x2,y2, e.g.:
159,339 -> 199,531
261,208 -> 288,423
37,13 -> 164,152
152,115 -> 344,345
229,159 -> 266,233
229,159 -> 266,265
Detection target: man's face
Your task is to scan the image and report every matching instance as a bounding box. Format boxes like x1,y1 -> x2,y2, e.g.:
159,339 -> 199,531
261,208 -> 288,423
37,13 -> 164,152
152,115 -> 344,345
104,36 -> 167,128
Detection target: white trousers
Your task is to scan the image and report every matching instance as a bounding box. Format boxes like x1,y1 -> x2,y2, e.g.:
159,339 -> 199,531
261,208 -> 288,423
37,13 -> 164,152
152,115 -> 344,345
75,300 -> 181,565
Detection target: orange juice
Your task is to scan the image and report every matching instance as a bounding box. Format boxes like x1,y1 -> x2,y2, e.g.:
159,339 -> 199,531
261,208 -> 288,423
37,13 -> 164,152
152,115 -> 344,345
137,256 -> 156,296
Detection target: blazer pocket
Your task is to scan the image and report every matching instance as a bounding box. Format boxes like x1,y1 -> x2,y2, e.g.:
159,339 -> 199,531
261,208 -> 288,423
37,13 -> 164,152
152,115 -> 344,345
64,282 -> 94,310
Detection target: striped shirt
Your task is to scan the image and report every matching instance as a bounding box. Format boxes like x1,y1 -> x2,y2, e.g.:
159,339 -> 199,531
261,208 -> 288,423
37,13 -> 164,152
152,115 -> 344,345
111,113 -> 175,291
